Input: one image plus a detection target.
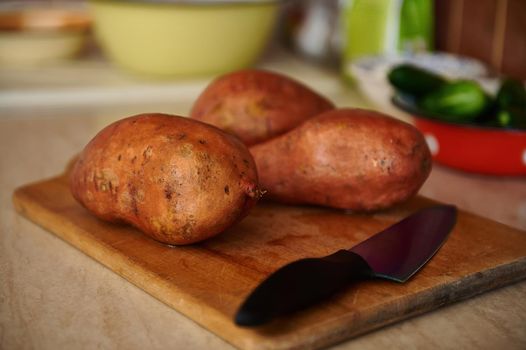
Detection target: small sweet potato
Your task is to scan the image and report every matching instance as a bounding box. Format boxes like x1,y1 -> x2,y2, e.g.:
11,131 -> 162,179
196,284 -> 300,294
190,69 -> 334,145
70,113 -> 261,245
250,108 -> 432,211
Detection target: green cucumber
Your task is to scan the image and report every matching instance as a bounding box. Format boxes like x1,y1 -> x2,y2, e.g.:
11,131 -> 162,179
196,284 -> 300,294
492,79 -> 526,129
419,80 -> 489,123
388,64 -> 446,96
497,107 -> 526,129
496,79 -> 526,110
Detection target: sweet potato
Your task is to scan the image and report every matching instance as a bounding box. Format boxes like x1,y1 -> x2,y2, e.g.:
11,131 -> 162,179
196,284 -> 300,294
250,108 -> 432,211
190,69 -> 334,146
70,113 -> 261,245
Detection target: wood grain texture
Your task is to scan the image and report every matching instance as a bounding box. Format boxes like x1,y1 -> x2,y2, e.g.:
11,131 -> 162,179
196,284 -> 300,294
501,0 -> 526,79
434,0 -> 526,80
12,175 -> 526,350
459,0 -> 497,65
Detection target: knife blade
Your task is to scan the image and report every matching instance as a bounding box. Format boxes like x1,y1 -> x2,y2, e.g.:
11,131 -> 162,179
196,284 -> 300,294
235,205 -> 457,326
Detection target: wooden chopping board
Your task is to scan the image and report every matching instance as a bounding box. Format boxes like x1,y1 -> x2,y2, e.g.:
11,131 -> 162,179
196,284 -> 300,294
12,174 -> 526,350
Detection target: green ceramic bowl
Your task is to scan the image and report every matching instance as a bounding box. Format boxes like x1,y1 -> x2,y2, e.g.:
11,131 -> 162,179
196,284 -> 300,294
89,0 -> 279,78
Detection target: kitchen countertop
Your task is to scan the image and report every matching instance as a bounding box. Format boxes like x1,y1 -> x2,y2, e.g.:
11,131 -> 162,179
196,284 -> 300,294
1,51 -> 525,350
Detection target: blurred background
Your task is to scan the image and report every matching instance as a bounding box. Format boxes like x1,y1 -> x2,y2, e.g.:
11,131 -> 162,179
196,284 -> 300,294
2,0 -> 525,94
1,0 -> 525,176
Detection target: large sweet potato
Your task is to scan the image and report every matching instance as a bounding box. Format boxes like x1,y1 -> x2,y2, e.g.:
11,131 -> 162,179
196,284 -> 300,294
250,108 -> 432,211
70,113 -> 261,245
190,69 -> 334,145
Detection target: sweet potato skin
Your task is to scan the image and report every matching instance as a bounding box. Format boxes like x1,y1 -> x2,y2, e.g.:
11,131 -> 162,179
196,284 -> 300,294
250,108 -> 432,211
190,69 -> 334,146
70,113 -> 260,245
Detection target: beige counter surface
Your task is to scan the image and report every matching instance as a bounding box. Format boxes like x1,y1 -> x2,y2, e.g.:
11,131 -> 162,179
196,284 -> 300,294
1,55 -> 526,350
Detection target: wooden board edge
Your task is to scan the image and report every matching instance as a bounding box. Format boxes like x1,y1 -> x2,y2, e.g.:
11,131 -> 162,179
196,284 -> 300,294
237,258 -> 526,350
339,260 -> 526,347
12,184 -> 246,349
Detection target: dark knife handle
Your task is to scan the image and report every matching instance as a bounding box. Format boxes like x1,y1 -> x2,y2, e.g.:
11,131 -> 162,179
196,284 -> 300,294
235,250 -> 372,326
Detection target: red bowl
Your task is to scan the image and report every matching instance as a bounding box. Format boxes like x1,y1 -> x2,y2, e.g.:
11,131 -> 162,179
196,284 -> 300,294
393,95 -> 526,176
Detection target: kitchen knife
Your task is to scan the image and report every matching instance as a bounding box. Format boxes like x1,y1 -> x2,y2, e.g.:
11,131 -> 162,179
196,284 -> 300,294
235,205 -> 457,326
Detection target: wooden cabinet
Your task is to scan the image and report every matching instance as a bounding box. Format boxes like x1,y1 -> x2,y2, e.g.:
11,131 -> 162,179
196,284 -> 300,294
435,0 -> 526,79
